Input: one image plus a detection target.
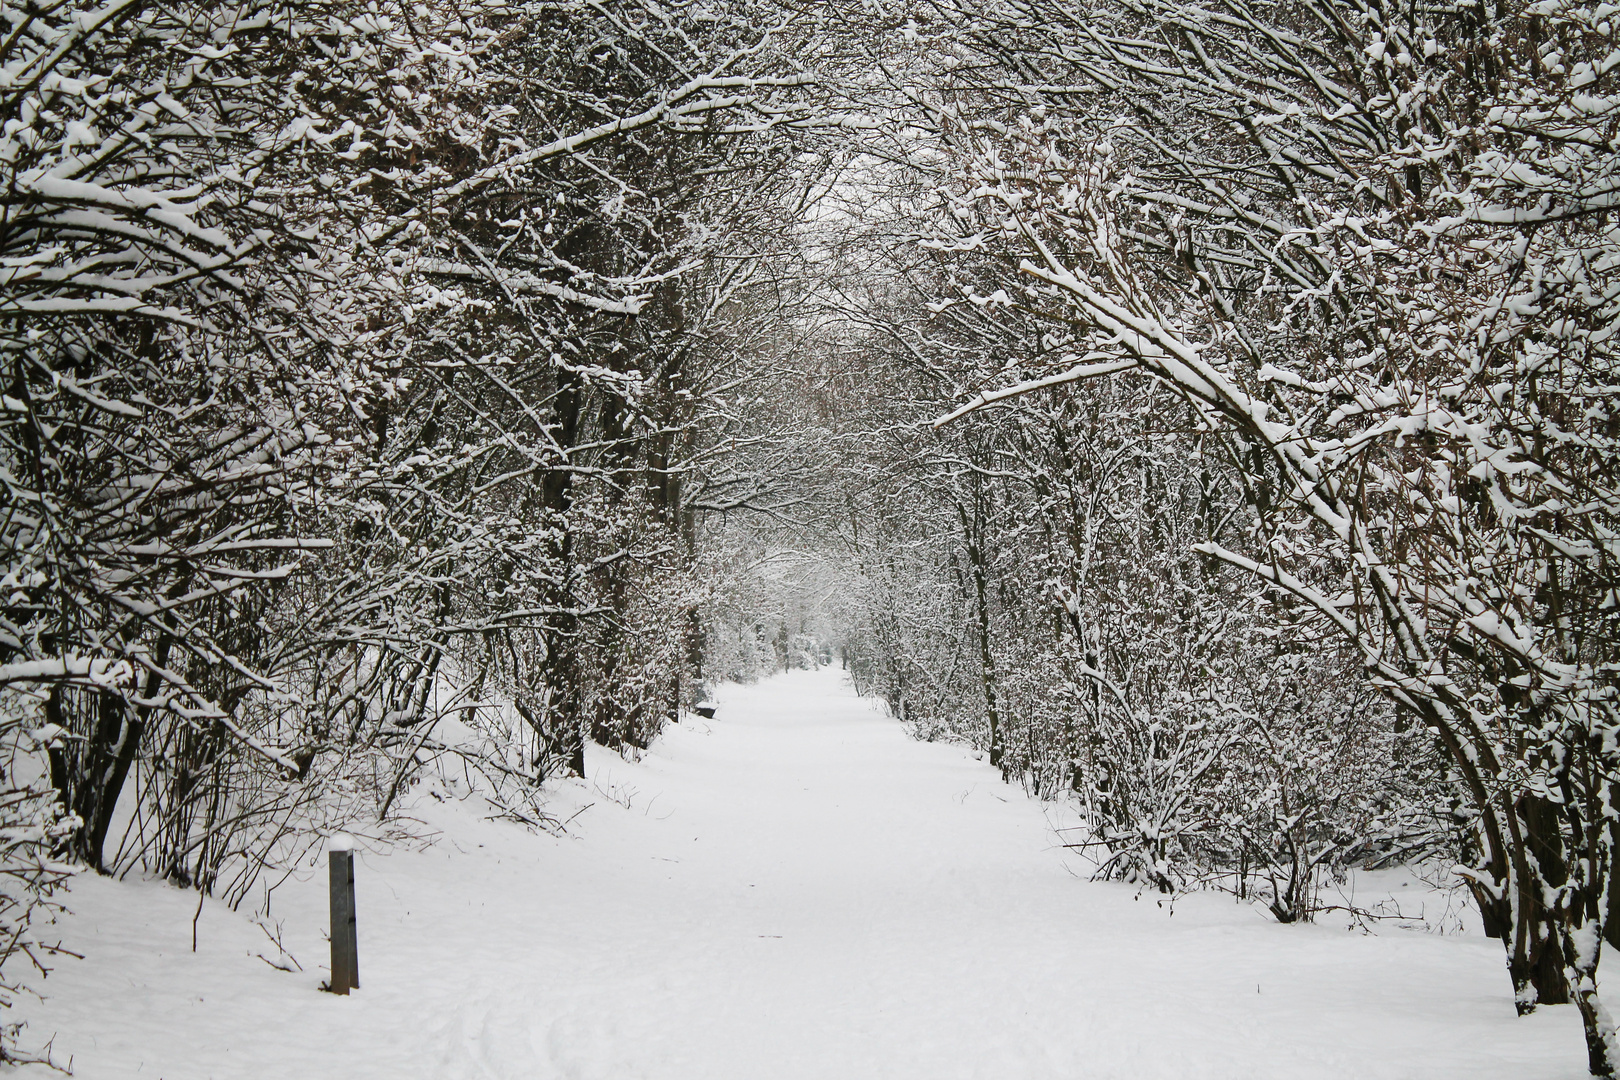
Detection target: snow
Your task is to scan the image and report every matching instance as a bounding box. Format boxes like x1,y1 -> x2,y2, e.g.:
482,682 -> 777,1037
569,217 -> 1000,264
328,833 -> 355,853
13,669 -> 1586,1078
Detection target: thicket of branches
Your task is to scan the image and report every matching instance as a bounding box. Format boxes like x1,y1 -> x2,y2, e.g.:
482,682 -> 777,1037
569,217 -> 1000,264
0,0 -> 837,1053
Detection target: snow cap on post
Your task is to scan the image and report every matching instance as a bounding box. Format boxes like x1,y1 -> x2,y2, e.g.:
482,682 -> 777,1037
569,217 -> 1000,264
328,832 -> 356,853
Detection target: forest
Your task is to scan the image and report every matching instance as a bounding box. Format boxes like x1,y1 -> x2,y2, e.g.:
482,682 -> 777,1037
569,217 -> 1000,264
0,0 -> 1616,1074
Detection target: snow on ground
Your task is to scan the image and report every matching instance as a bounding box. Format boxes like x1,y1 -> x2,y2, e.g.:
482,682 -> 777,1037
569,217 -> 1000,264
13,668 -> 1585,1079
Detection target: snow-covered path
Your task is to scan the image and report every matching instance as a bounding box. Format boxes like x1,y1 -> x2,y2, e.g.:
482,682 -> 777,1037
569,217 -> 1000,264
19,669 -> 1583,1078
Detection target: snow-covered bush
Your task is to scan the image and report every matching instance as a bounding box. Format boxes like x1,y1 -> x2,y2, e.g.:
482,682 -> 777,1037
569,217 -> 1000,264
0,693 -> 79,1062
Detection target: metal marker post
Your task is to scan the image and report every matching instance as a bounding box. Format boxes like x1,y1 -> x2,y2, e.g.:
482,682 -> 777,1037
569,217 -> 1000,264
328,834 -> 359,994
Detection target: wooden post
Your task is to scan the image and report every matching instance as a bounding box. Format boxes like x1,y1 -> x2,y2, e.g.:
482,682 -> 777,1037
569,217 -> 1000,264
328,834 -> 359,994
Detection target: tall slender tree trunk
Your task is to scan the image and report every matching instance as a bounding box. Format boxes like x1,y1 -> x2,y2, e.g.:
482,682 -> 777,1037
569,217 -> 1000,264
540,364 -> 585,777
955,480 -> 1002,770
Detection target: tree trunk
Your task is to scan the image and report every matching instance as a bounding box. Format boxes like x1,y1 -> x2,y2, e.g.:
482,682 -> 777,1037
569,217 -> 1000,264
957,488 -> 1002,771
47,685 -> 146,872
539,363 -> 586,777
1514,794 -> 1573,1009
